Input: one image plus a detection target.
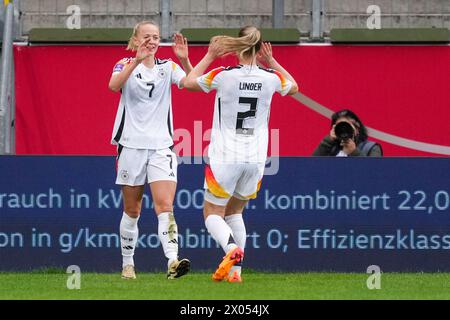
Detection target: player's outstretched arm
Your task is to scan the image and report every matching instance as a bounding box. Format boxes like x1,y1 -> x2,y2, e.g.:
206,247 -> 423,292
172,33 -> 193,78
183,38 -> 227,92
108,38 -> 151,92
257,42 -> 299,95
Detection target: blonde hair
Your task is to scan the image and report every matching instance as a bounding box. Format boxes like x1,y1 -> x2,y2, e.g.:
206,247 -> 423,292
127,20 -> 159,51
211,26 -> 262,60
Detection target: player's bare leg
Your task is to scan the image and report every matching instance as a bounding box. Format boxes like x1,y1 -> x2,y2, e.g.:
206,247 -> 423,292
150,180 -> 190,279
120,185 -> 145,279
204,199 -> 244,282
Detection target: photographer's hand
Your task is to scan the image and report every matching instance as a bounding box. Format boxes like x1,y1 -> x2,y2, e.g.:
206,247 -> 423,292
329,125 -> 337,141
341,138 -> 357,155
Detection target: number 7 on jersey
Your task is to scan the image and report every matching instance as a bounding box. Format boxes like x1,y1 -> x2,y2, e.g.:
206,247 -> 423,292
147,82 -> 155,98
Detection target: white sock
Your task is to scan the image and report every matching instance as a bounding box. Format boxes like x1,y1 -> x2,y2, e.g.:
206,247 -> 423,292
158,212 -> 179,268
120,212 -> 139,268
225,214 -> 246,276
205,214 -> 237,254
224,214 -> 246,249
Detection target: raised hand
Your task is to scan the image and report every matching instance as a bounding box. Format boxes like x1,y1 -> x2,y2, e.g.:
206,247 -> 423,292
135,38 -> 152,62
257,41 -> 274,67
207,37 -> 228,60
341,138 -> 357,155
172,33 -> 189,60
330,125 -> 337,141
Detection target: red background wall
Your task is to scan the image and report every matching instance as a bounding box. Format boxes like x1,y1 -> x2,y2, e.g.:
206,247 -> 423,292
14,44 -> 450,156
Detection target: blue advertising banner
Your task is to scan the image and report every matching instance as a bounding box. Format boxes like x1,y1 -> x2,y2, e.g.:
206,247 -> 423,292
0,156 -> 449,272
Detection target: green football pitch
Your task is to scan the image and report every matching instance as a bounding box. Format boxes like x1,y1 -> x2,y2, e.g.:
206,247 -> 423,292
1,270 -> 450,300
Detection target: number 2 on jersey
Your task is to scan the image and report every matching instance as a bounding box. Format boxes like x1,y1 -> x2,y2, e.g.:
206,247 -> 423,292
236,97 -> 258,135
146,82 -> 155,98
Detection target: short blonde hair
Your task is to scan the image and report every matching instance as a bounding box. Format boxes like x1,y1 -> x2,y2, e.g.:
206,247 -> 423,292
127,21 -> 160,51
211,26 -> 262,60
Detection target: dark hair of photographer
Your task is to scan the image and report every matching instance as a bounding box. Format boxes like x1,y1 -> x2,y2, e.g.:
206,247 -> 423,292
312,109 -> 383,157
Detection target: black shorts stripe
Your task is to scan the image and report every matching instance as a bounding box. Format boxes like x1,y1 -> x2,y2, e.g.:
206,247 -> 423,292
117,144 -> 124,160
113,107 -> 126,143
167,107 -> 173,137
218,97 -> 222,128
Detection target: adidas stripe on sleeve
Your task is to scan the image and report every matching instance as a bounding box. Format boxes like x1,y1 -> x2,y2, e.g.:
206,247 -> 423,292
272,70 -> 293,96
197,67 -> 226,93
171,62 -> 187,89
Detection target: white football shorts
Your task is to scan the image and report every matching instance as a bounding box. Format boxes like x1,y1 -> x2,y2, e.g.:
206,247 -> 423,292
204,162 -> 264,206
115,145 -> 177,185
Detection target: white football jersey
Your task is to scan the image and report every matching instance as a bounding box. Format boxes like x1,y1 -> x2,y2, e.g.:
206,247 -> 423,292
197,64 -> 293,164
111,57 -> 186,149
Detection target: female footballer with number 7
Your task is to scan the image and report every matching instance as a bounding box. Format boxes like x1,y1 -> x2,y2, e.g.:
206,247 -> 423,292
108,21 -> 192,280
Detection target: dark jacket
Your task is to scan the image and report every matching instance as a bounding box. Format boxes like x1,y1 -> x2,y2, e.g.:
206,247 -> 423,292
312,136 -> 383,157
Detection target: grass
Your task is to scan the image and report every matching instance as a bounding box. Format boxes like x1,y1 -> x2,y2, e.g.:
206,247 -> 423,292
1,271 -> 449,300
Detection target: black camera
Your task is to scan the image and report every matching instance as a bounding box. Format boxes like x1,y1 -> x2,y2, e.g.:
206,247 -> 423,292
334,121 -> 354,141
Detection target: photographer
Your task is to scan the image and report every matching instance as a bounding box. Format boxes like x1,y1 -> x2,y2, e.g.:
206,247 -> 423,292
312,109 -> 383,157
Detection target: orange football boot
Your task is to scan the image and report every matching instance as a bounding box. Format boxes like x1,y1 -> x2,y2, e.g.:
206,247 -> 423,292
212,247 -> 244,282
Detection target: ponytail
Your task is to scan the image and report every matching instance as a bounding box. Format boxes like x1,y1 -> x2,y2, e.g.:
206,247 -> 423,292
211,26 -> 261,60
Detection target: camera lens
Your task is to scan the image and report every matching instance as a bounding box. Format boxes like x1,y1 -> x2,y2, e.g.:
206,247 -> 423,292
335,122 -> 354,141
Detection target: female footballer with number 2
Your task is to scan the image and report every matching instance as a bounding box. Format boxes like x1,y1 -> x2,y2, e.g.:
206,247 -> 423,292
184,26 -> 298,282
109,21 -> 192,280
